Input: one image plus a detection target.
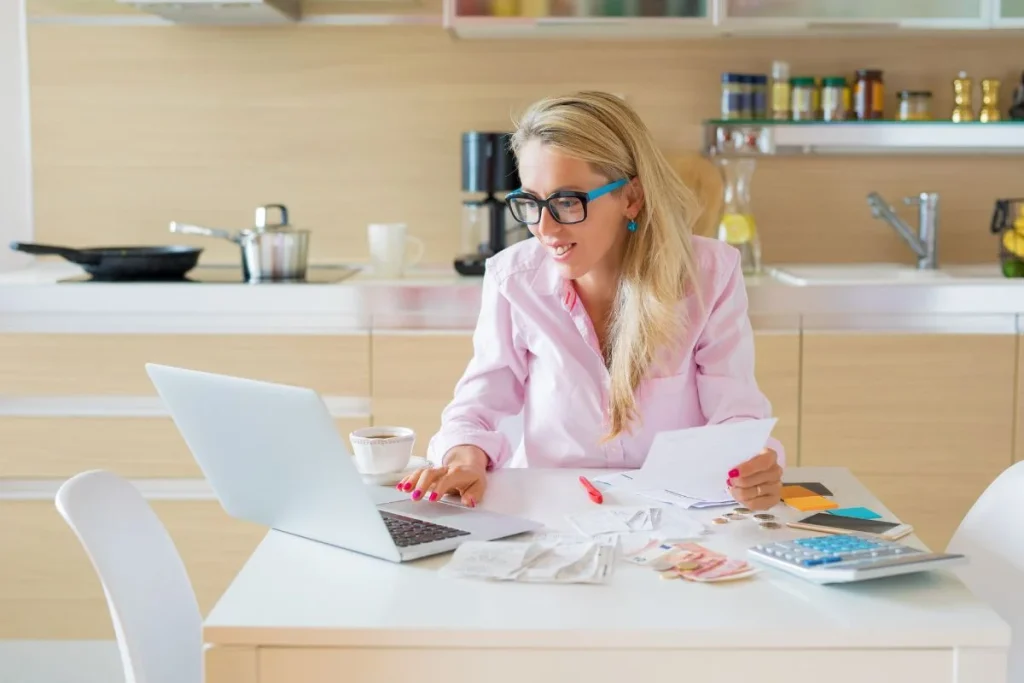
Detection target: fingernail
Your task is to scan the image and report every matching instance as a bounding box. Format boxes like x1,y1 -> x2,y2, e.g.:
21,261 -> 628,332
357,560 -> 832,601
728,468 -> 740,478
428,491 -> 439,502
411,489 -> 422,501
396,483 -> 404,491
726,478 -> 733,487
467,497 -> 476,508
402,482 -> 413,492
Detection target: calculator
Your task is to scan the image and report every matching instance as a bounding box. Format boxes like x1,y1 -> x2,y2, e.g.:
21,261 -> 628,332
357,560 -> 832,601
748,535 -> 968,584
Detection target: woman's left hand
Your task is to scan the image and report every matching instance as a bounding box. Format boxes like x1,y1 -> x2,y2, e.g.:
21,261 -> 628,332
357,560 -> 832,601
727,449 -> 782,511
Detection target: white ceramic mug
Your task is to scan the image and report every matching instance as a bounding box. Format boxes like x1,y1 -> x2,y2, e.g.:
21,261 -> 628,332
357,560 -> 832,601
367,223 -> 425,278
349,426 -> 415,475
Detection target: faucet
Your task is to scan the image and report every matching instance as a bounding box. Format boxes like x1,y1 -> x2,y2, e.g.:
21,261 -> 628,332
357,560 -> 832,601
866,191 -> 939,270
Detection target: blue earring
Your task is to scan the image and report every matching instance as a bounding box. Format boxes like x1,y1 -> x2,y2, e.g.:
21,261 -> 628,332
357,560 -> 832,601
627,219 -> 637,232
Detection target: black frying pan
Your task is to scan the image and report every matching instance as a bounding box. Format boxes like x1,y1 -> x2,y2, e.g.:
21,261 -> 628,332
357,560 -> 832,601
10,242 -> 203,281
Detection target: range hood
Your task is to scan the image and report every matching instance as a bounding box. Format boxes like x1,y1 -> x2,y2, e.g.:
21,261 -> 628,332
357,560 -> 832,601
117,0 -> 301,23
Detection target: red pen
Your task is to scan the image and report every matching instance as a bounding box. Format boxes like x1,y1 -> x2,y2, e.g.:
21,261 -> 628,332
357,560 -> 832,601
579,476 -> 604,504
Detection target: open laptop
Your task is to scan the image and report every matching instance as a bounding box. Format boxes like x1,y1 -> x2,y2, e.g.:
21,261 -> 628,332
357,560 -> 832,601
145,363 -> 541,562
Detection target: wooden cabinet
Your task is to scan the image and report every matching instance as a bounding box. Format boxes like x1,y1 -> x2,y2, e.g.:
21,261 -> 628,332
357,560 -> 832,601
371,333 -> 474,453
752,331 -> 800,464
0,500 -> 264,639
720,0 -> 986,24
0,333 -> 370,397
800,332 -> 1016,550
0,417 -> 369,478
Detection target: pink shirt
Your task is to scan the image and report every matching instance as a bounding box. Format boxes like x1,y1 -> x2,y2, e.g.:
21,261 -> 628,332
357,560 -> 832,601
427,235 -> 785,470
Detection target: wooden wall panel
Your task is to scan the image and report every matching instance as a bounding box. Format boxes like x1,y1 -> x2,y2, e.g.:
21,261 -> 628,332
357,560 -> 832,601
24,27 -> 1024,266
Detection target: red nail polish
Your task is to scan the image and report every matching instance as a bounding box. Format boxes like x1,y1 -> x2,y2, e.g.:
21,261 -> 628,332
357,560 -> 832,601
402,482 -> 413,492
728,468 -> 740,478
467,497 -> 476,508
411,489 -> 422,501
726,478 -> 733,487
395,483 -> 404,490
428,492 -> 439,502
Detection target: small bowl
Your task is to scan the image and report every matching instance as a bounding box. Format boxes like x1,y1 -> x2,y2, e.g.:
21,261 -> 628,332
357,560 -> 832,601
349,426 -> 416,475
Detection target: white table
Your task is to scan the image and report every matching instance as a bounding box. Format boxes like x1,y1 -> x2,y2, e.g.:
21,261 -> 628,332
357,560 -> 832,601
203,467 -> 1010,683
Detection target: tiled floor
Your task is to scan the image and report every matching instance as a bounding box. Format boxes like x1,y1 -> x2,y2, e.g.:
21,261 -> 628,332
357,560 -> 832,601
0,642 -> 121,683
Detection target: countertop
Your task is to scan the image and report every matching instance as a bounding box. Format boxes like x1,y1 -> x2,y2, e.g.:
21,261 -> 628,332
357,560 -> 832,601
3,259 -> 1024,334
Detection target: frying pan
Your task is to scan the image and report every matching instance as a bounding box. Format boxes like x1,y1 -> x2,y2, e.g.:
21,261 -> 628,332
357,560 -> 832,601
10,242 -> 203,281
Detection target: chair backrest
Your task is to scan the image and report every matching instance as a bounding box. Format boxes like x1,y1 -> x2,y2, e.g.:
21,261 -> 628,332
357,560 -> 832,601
55,470 -> 203,683
947,460 -> 1024,682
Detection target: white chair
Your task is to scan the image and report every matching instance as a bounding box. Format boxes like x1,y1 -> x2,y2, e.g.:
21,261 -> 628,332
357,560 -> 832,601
947,460 -> 1024,682
55,470 -> 203,683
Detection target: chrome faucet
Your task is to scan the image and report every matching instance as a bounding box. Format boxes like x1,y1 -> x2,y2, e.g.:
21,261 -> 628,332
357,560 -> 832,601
866,191 -> 939,270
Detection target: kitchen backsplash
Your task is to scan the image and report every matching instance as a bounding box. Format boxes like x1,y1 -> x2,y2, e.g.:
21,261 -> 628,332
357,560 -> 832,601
25,25 -> 1024,266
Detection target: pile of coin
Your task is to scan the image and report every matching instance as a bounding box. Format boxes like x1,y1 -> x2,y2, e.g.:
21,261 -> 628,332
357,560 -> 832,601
711,507 -> 781,530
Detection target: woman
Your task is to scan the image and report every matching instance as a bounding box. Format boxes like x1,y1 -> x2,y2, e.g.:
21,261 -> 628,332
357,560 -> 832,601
399,91 -> 784,510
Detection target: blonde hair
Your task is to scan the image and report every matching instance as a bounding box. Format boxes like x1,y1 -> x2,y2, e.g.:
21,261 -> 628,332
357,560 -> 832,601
510,91 -> 701,440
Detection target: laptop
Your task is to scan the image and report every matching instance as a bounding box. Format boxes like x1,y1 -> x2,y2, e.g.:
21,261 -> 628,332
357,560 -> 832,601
145,363 -> 542,562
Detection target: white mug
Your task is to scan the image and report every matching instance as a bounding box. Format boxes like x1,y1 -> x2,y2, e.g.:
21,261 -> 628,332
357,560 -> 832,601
367,223 -> 425,278
349,426 -> 416,475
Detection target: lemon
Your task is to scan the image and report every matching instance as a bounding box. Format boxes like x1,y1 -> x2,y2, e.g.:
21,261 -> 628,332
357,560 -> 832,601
719,213 -> 755,244
1003,230 -> 1024,259
1014,217 -> 1024,236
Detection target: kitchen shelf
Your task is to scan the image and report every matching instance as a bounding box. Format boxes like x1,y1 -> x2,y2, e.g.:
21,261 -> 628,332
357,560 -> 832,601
446,16 -> 714,38
704,120 -> 1024,156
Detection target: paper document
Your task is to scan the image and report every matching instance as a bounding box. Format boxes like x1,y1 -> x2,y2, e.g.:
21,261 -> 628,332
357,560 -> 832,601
630,418 -> 777,503
565,505 -> 662,537
440,534 -> 616,584
593,472 -> 732,509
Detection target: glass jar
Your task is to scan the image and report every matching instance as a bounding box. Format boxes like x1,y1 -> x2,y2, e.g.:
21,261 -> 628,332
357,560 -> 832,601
771,60 -> 791,121
720,72 -> 744,120
897,90 -> 932,121
854,69 -> 885,120
751,74 -> 768,119
790,77 -> 819,121
821,76 -> 851,121
715,157 -> 761,275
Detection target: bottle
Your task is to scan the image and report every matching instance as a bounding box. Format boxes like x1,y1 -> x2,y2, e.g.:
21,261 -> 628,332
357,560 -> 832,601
821,76 -> 851,121
854,69 -> 884,120
790,77 -> 819,121
1010,71 -> 1024,120
720,73 -> 744,121
715,158 -> 761,275
751,74 -> 768,119
770,60 -> 791,121
952,71 -> 974,122
980,78 -> 1001,123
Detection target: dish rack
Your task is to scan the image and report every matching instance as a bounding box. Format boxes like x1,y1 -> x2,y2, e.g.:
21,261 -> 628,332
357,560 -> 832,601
991,198 -> 1024,278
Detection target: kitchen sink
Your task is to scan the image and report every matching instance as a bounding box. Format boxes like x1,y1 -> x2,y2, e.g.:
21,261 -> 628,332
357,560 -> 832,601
767,263 -> 1011,286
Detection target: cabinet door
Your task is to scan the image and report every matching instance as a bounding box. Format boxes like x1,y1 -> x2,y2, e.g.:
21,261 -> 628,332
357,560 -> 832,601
800,332 -> 1015,550
722,0 -> 984,20
996,0 -> 1024,23
753,331 -> 800,465
371,334 -> 474,453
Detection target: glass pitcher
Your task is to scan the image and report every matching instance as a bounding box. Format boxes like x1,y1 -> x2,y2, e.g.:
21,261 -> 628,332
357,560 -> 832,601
461,200 -> 490,255
715,157 -> 761,275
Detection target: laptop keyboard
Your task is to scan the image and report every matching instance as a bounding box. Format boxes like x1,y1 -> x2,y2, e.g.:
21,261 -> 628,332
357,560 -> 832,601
380,510 -> 470,548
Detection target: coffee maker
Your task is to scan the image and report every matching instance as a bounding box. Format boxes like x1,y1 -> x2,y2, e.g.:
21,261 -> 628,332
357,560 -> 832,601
454,132 -> 527,276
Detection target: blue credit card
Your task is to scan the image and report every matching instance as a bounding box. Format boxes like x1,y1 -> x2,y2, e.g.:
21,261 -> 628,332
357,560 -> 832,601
827,506 -> 882,520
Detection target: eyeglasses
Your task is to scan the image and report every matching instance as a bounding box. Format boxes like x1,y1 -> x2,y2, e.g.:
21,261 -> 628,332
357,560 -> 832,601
505,178 -> 628,226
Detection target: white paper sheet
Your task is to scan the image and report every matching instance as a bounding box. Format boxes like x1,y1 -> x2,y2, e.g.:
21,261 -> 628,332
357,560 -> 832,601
629,418 -> 778,502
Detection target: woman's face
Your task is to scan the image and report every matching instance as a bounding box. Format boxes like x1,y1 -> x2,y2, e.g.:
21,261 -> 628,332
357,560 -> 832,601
516,139 -> 635,281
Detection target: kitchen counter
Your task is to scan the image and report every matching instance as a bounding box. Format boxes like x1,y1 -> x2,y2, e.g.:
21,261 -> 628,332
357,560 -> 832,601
2,260 -> 1023,333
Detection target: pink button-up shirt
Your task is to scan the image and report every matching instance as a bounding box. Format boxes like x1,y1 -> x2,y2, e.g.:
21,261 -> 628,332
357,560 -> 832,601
427,235 -> 784,470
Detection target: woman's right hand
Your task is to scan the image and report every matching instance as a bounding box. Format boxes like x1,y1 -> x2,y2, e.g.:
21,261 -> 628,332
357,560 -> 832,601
396,445 -> 489,507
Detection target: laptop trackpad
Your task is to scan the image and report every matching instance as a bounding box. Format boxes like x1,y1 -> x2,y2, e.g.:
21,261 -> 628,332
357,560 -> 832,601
382,499 -> 475,523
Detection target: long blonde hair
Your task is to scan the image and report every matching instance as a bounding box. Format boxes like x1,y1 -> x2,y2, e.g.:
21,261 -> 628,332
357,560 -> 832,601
510,91 -> 700,440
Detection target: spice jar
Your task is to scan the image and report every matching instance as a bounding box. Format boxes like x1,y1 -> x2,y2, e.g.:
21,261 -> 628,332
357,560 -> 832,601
897,90 -> 932,121
771,60 -> 791,121
720,72 -> 744,120
790,76 -> 819,121
751,74 -> 768,119
821,76 -> 851,121
854,69 -> 885,120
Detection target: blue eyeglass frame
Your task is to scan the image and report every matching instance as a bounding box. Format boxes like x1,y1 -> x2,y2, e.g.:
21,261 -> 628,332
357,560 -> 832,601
506,178 -> 629,225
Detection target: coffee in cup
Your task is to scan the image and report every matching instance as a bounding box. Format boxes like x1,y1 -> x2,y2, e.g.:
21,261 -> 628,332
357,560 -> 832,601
349,426 -> 415,475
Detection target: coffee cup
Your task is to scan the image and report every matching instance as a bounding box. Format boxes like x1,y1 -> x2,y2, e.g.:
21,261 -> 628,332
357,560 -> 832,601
349,426 -> 415,475
367,223 -> 425,278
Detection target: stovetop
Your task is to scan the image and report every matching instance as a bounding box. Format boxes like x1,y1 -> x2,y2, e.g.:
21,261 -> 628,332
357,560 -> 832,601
57,264 -> 361,284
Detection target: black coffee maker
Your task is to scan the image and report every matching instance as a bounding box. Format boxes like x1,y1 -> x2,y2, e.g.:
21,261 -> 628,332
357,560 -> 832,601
454,132 -> 523,276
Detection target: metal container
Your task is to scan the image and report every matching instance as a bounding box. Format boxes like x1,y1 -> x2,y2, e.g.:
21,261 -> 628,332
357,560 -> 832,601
169,204 -> 311,282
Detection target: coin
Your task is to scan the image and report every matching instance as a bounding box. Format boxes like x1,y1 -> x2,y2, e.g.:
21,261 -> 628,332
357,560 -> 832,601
712,517 -> 729,524
660,570 -> 682,580
754,513 -> 775,521
675,561 -> 700,571
759,521 -> 781,530
724,512 -> 747,520
732,507 -> 751,514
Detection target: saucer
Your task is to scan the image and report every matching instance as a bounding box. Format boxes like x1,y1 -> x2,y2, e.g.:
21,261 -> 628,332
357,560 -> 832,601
359,456 -> 430,487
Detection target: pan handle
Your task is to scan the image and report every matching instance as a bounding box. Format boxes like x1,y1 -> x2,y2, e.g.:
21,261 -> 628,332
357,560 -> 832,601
169,222 -> 241,245
9,241 -> 102,265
